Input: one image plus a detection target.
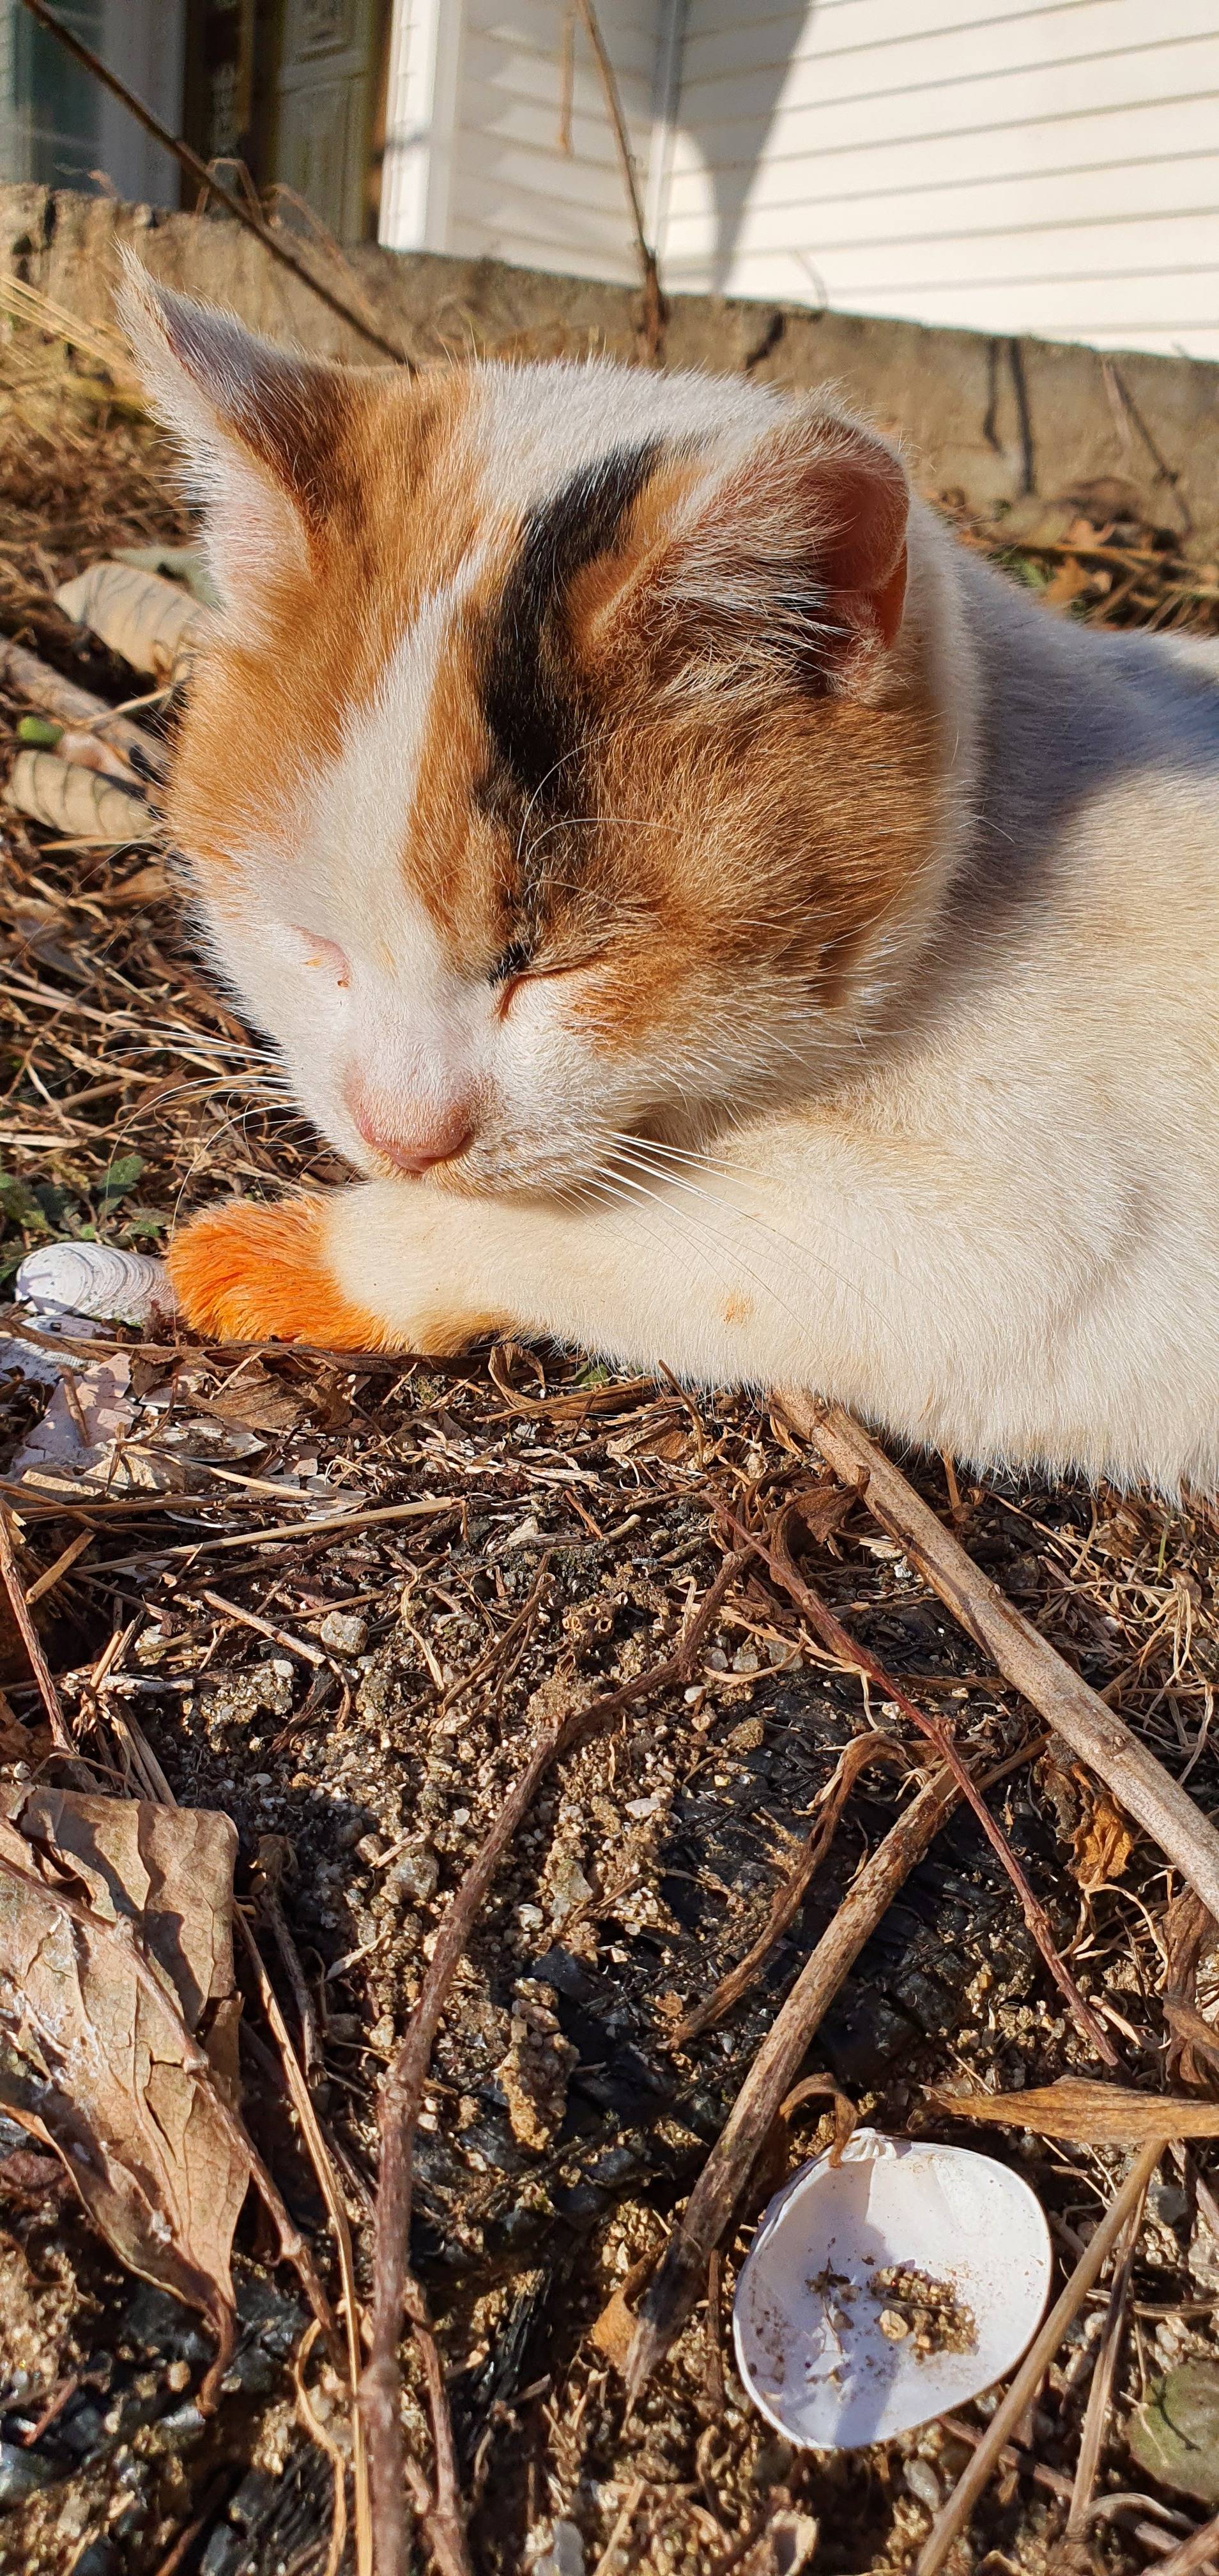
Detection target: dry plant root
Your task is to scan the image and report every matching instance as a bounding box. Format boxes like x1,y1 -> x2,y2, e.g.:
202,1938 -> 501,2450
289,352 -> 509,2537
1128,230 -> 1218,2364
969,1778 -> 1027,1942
167,1199 -> 382,1349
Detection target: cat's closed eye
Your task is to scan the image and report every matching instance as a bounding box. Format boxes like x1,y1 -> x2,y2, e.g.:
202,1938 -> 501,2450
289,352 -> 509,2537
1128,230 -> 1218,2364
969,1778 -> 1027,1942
493,959 -> 588,1018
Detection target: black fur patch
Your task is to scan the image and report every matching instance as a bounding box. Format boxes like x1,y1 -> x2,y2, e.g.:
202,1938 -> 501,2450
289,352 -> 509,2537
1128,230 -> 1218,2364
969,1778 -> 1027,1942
480,441 -> 663,818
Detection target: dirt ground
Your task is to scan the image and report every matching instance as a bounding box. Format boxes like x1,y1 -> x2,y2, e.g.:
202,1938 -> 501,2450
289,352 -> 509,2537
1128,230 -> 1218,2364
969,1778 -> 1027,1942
1,317 -> 1218,2576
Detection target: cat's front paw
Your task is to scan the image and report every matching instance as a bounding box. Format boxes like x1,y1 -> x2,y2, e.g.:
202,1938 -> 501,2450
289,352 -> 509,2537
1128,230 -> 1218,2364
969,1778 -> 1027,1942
167,1197 -> 384,1348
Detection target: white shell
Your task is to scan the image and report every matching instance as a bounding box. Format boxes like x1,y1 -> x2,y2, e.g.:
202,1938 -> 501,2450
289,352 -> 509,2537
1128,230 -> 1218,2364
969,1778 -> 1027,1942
733,2128 -> 1053,2449
15,1242 -> 176,1331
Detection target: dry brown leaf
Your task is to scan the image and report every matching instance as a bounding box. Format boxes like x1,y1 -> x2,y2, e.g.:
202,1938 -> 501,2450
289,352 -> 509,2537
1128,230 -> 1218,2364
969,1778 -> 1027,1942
0,2145 -> 72,2204
1162,1999 -> 1219,2089
1163,1887 -> 1217,2087
793,1481 -> 861,1545
98,859 -> 172,908
55,560 -> 214,678
8,1355 -> 140,1496
206,1363 -> 312,1436
3,1788 -> 241,2074
0,1790 -> 248,2384
590,2250 -> 656,2372
4,749 -> 154,845
1043,556 -> 1096,610
606,1409 -> 692,1465
930,2078 -> 1219,2142
1071,1781 -> 1135,1889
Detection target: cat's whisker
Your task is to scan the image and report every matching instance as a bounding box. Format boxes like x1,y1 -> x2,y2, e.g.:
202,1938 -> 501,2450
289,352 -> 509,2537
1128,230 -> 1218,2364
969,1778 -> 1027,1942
581,1165 -> 744,1306
606,1128 -> 747,1179
606,1136 -> 888,1333
591,1157 -> 817,1340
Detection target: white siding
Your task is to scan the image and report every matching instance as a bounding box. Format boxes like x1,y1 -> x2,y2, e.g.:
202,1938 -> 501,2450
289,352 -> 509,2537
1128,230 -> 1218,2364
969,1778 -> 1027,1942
656,0 -> 1219,360
381,0 -> 664,286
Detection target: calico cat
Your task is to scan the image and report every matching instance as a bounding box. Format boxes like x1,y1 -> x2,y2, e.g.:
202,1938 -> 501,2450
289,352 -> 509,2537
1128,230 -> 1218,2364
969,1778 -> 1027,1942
121,269 -> 1219,1492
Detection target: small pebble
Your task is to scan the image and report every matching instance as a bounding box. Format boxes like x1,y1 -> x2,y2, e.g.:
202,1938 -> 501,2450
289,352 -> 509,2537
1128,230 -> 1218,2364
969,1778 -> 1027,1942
319,1610 -> 369,1655
389,1844 -> 438,1906
146,2401 -> 206,2455
532,2522 -> 585,2576
903,2458 -> 943,2512
0,2440 -> 56,2502
878,2308 -> 910,2342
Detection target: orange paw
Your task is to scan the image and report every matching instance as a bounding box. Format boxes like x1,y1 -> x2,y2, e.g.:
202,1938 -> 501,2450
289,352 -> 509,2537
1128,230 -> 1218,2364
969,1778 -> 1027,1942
167,1198 -> 384,1349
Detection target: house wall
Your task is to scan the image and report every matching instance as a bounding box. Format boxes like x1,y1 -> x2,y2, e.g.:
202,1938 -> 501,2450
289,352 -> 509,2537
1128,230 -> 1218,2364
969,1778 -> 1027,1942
380,0 -> 664,284
655,0 -> 1219,363
8,183 -> 1219,558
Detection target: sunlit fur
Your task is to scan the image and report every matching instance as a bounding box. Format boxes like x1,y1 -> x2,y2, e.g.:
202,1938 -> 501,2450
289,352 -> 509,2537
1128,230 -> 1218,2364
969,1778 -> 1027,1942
125,268 -> 1219,1489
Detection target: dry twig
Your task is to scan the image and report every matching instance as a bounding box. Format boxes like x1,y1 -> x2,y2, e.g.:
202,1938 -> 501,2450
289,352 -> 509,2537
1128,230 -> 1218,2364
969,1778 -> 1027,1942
0,635 -> 167,776
292,2318 -> 349,2576
1066,2170 -> 1149,2532
781,1397 -> 1219,1922
625,1761 -> 959,2396
916,2138 -> 1164,2576
673,1730 -> 907,2043
404,2278 -> 475,2576
749,1508 -> 1116,2060
0,1502 -> 75,1753
15,0 -> 414,367
1151,2510 -> 1219,2576
238,1913 -> 371,2574
572,0 -> 664,359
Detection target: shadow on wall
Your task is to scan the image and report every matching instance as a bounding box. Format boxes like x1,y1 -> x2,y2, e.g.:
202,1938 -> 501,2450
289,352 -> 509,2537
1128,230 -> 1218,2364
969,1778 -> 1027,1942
666,2 -> 813,301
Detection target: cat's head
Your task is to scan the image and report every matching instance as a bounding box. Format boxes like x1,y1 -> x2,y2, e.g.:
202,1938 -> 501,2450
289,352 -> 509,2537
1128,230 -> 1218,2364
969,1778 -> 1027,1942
123,270 -> 943,1197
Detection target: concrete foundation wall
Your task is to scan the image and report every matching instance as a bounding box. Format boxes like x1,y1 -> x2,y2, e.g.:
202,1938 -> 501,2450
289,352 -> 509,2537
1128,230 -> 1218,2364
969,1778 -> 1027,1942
3,182 -> 1217,559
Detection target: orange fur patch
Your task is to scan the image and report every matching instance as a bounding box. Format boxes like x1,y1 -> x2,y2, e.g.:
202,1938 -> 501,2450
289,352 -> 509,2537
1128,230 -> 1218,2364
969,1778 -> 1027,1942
168,1198 -> 384,1349
168,369 -> 485,890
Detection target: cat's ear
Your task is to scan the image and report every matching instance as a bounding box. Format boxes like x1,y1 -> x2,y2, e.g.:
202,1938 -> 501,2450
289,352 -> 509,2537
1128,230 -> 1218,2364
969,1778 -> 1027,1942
603,408 -> 910,700
118,259 -> 352,630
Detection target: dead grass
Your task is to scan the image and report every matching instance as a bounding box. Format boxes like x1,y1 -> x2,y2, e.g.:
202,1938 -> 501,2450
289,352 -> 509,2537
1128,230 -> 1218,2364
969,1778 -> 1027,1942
0,322 -> 1217,2576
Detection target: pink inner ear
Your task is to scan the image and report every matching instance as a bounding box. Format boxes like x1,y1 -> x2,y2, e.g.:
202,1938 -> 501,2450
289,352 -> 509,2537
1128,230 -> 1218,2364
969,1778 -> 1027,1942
813,442 -> 910,650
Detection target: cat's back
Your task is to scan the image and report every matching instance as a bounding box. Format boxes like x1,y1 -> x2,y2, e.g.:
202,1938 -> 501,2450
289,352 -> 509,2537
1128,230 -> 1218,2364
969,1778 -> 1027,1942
953,548 -> 1219,938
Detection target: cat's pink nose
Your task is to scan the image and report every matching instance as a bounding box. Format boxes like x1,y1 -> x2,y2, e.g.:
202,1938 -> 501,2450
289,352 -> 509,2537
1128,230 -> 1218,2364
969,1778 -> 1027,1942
347,1082 -> 473,1174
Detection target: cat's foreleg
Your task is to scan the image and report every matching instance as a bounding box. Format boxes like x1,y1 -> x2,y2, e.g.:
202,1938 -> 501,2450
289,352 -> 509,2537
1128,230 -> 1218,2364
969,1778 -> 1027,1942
166,1175 -> 813,1380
